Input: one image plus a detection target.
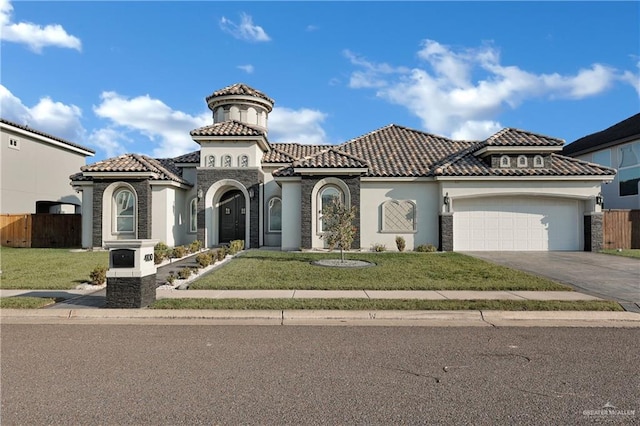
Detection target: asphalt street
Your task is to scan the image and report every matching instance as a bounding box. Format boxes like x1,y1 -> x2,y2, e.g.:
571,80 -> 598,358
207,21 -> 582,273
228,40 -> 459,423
1,325 -> 638,425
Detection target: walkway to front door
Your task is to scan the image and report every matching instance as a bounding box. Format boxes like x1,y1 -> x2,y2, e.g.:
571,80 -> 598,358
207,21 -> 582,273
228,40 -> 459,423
219,189 -> 246,244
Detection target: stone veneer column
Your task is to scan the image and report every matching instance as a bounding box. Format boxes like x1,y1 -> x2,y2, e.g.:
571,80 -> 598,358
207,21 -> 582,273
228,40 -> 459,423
584,212 -> 604,252
300,175 -> 361,250
196,168 -> 262,248
439,213 -> 453,252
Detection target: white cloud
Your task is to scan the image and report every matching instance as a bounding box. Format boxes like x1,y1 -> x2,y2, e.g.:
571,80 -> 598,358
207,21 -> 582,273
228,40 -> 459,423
0,0 -> 81,53
93,91 -> 209,158
269,107 -> 328,145
620,60 -> 640,95
237,64 -> 254,74
346,39 -> 634,140
88,127 -> 131,159
0,84 -> 85,142
219,13 -> 270,42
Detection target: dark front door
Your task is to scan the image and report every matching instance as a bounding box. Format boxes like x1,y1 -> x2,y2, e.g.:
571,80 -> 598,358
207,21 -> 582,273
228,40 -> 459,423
219,190 -> 246,244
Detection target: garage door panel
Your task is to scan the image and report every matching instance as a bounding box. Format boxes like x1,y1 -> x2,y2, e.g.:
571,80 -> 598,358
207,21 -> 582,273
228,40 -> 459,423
453,197 -> 581,251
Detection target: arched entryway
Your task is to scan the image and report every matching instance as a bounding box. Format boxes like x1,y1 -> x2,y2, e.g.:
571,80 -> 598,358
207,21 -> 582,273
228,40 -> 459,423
218,189 -> 246,244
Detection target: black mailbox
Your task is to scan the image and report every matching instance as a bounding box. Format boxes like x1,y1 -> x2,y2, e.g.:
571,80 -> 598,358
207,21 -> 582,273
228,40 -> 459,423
111,249 -> 135,268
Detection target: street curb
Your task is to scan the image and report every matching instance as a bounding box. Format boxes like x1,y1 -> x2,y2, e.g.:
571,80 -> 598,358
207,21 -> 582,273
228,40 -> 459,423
1,309 -> 639,327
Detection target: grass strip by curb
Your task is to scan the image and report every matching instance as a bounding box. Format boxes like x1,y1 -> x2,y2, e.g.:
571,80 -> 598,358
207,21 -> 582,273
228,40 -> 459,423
150,298 -> 623,311
0,297 -> 57,309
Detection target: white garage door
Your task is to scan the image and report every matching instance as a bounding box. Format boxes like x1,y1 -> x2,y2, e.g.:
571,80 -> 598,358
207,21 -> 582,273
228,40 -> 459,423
453,197 -> 582,251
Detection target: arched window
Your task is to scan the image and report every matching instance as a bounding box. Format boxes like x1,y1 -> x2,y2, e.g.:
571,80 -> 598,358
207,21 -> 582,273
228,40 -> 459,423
318,185 -> 343,232
114,188 -> 135,233
517,155 -> 528,167
239,155 -> 249,168
500,155 -> 511,168
382,200 -> 416,232
534,155 -> 544,168
189,198 -> 197,233
268,197 -> 282,232
222,155 -> 232,168
207,155 -> 215,168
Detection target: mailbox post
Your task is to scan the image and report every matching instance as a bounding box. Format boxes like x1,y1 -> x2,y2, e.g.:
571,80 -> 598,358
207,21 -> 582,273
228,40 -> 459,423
104,239 -> 158,308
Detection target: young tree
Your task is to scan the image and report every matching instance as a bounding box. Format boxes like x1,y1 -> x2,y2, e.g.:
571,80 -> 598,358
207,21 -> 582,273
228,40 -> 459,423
320,197 -> 357,262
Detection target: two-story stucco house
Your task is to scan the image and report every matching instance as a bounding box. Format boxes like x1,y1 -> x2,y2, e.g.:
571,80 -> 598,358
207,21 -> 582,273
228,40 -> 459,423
1,118 -> 95,214
562,112 -> 640,210
71,83 -> 615,252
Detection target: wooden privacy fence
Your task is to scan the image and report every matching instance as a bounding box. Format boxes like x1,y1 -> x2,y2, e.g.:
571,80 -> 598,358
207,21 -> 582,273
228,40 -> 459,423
603,210 -> 640,250
1,214 -> 81,248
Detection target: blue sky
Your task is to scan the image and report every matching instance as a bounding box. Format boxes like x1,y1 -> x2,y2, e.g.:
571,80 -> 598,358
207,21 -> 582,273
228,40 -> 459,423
1,1 -> 638,163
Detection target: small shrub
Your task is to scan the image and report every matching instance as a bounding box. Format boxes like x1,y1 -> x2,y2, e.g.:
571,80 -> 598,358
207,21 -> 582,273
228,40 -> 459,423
189,240 -> 203,253
195,252 -> 213,268
217,246 -> 228,261
415,244 -> 437,253
228,240 -> 244,255
177,267 -> 193,280
154,242 -> 170,264
395,236 -> 406,252
172,245 -> 187,259
89,265 -> 107,285
371,243 -> 386,252
166,273 -> 176,285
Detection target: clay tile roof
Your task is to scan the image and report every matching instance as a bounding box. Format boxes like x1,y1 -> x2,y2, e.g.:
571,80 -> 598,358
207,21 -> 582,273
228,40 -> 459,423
76,154 -> 190,185
435,152 -> 616,177
293,148 -> 368,169
172,150 -> 200,163
484,128 -> 564,147
190,120 -> 265,137
263,143 -> 334,163
337,124 -> 475,177
1,117 -> 95,155
205,83 -> 274,105
562,112 -> 640,156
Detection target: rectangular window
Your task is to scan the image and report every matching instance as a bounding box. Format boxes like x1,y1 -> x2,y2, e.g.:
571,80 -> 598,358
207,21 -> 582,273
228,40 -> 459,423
619,142 -> 640,196
8,138 -> 20,150
592,149 -> 611,167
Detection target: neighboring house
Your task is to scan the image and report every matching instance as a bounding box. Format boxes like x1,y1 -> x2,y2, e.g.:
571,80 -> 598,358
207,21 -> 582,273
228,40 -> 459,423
562,112 -> 640,210
71,83 -> 615,252
1,118 -> 95,214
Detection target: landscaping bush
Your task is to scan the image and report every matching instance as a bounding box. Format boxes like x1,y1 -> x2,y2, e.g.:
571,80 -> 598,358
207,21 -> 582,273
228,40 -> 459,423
371,243 -> 386,252
216,247 -> 227,261
166,273 -> 176,285
395,236 -> 406,252
189,240 -> 203,254
172,245 -> 188,259
228,240 -> 244,255
177,267 -> 193,280
195,252 -> 213,268
415,244 -> 437,252
89,265 -> 107,286
154,242 -> 170,264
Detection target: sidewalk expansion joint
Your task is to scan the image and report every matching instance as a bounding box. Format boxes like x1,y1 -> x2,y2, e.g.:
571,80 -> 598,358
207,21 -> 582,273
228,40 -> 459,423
363,290 -> 371,299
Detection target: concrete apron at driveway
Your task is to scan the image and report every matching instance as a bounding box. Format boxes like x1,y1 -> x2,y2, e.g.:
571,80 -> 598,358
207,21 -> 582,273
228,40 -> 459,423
464,251 -> 640,312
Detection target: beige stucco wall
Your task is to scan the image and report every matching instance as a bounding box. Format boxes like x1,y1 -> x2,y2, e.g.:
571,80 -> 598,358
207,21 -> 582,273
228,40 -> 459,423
438,179 -> 604,213
199,141 -> 263,168
280,180 -> 301,250
262,174 -> 282,247
1,127 -> 89,213
360,180 -> 440,251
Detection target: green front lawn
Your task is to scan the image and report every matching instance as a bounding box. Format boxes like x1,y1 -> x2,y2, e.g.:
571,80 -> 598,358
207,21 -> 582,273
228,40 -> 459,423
190,250 -> 570,291
0,247 -> 108,289
600,249 -> 640,259
151,298 -> 622,311
0,296 -> 57,309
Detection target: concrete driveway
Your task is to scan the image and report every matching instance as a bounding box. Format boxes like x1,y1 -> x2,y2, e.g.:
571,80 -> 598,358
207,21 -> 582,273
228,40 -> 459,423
464,252 -> 640,312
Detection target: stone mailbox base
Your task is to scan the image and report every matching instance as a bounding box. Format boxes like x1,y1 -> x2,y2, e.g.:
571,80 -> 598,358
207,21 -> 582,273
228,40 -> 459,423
106,274 -> 156,308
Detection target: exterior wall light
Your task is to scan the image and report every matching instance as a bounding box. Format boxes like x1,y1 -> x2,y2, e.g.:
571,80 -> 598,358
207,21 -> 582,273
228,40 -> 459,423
595,193 -> 604,207
248,188 -> 255,199
443,193 -> 450,206
197,188 -> 203,200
